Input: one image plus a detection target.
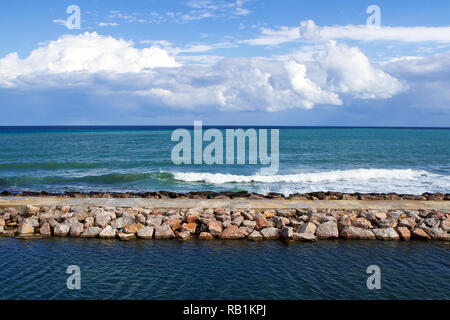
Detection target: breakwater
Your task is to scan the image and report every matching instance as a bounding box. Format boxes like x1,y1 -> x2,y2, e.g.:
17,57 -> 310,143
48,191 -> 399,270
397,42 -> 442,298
1,203 -> 449,241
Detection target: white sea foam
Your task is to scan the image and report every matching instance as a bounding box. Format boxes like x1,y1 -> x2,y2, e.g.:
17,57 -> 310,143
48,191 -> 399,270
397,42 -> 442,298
171,168 -> 450,195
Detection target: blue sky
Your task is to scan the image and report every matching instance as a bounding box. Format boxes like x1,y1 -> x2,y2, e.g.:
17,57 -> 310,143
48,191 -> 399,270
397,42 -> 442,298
1,0 -> 450,125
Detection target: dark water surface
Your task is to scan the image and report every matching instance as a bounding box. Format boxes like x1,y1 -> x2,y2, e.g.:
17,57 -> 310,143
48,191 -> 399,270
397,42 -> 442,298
0,237 -> 448,300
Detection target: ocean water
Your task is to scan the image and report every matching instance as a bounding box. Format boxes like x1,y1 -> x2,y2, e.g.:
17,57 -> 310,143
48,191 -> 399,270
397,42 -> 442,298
0,237 -> 448,300
0,127 -> 449,195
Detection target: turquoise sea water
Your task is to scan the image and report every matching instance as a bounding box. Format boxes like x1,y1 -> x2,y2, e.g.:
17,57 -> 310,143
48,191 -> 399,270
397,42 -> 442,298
0,127 -> 449,195
0,237 -> 448,300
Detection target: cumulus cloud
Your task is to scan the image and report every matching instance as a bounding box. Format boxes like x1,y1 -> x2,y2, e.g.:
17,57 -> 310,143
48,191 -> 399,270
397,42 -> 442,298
0,33 -> 405,112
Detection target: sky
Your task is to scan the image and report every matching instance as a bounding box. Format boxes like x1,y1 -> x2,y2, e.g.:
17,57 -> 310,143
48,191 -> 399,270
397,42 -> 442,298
0,0 -> 449,126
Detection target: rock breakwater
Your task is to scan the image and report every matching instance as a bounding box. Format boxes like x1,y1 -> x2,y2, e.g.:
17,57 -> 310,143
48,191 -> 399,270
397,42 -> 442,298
1,205 -> 449,241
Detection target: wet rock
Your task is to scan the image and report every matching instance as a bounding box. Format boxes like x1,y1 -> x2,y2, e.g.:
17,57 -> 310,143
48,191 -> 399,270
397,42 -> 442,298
411,228 -> 431,240
154,225 -> 175,239
340,226 -> 376,240
372,228 -> 399,240
54,223 -> 70,236
198,232 -> 214,240
298,222 -> 316,234
206,220 -> 223,236
137,226 -> 154,239
118,232 -> 136,241
292,232 -> 317,242
316,221 -> 339,239
280,226 -> 293,240
352,217 -> 372,229
248,230 -> 263,241
80,227 -> 101,238
95,212 -> 111,228
260,227 -> 280,240
219,225 -> 246,239
177,231 -> 192,241
398,217 -> 416,229
99,225 -> 116,239
69,222 -> 84,236
396,227 -> 411,240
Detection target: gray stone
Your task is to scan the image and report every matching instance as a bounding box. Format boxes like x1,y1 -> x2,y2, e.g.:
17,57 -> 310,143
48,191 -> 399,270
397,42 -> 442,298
54,223 -> 70,236
248,230 -> 263,241
118,232 -> 136,241
80,227 -> 101,238
372,227 -> 400,240
69,222 -> 84,236
280,226 -> 293,240
398,217 -> 416,229
146,215 -> 163,227
260,227 -> 280,240
95,212 -> 111,228
231,216 -> 244,226
177,231 -> 192,241
17,221 -> 35,235
340,226 -> 376,239
441,220 -> 450,232
316,221 -> 339,239
137,226 -> 154,239
298,222 -> 316,234
292,232 -> 317,242
425,228 -> 450,241
99,225 -> 116,239
352,217 -> 372,229
154,225 -> 175,239
425,217 -> 440,228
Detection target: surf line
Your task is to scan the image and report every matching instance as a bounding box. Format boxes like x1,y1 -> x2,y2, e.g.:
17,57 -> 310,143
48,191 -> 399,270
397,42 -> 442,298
170,121 -> 279,174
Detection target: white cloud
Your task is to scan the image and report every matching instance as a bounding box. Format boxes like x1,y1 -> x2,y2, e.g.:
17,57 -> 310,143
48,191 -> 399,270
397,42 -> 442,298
245,19 -> 450,46
0,33 -> 406,112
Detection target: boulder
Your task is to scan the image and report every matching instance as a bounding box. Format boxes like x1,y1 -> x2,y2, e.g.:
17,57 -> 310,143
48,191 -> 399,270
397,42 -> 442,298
248,230 -> 263,241
206,220 -> 223,236
124,223 -> 144,234
280,226 -> 293,240
255,217 -> 270,230
99,225 -> 116,239
137,226 -> 154,239
340,226 -> 376,240
292,232 -> 317,242
372,228 -> 399,240
18,221 -> 35,235
316,221 -> 339,239
26,205 -> 40,216
425,217 -> 440,228
398,217 -> 416,229
95,212 -> 111,228
219,225 -> 246,239
441,220 -> 450,232
411,228 -> 431,240
198,232 -> 214,240
260,227 -> 280,240
69,222 -> 84,236
110,215 -> 135,229
54,223 -> 70,236
0,218 -> 5,227
231,215 -> 244,226
177,231 -> 192,241
181,223 -> 197,234
242,220 -> 256,229
118,232 -> 136,241
186,215 -> 200,223
163,219 -> 181,231
425,228 -> 450,241
154,225 -> 175,239
39,222 -> 52,237
146,215 -> 163,226
263,210 -> 275,218
352,217 -> 372,229
298,222 -> 316,234
396,227 -> 411,240
80,227 -> 101,238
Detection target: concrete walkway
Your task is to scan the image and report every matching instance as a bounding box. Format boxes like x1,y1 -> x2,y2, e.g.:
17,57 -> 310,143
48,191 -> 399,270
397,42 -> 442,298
0,197 -> 449,210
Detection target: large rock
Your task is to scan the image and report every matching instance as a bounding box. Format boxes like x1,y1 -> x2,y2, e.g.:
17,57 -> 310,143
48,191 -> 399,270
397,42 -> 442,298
248,230 -> 263,241
198,232 -> 214,240
39,222 -> 52,237
280,226 -> 293,240
154,225 -> 175,239
425,217 -> 440,228
99,225 -> 116,239
181,223 -> 197,234
54,223 -> 70,236
18,221 -> 35,235
110,214 -> 135,229
206,220 -> 223,236
80,227 -> 101,238
177,231 -> 192,241
398,217 -> 416,229
232,216 -> 244,227
352,217 -> 372,229
163,219 -> 181,231
137,226 -> 154,239
411,228 -> 431,240
396,227 -> 411,240
124,223 -> 144,234
298,222 -> 316,234
0,218 -> 5,227
441,220 -> 450,232
340,226 -> 376,240
292,232 -> 317,242
69,222 -> 84,236
255,217 -> 270,230
425,228 -> 450,241
118,232 -> 136,241
316,221 -> 339,239
372,228 -> 399,240
219,225 -> 246,239
146,215 -> 163,226
260,227 -> 280,240
95,212 -> 111,228
26,205 -> 40,216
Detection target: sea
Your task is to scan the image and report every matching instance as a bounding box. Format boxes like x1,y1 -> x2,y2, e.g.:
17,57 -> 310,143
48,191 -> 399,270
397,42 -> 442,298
0,127 -> 449,300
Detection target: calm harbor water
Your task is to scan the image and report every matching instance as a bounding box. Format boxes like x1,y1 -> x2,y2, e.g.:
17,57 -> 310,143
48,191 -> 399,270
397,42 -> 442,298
0,237 -> 448,300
